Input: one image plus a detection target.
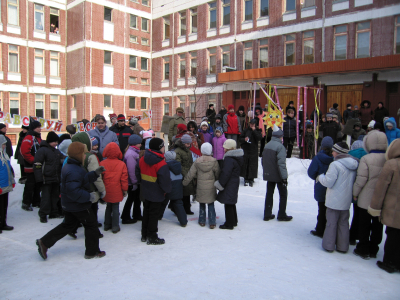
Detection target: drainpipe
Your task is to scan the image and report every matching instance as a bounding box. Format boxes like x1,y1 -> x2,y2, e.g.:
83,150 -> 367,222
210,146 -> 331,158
26,0 -> 30,117
149,0 -> 153,129
322,0 -> 326,62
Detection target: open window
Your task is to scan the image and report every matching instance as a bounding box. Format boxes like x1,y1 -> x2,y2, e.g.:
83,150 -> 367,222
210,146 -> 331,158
50,8 -> 59,34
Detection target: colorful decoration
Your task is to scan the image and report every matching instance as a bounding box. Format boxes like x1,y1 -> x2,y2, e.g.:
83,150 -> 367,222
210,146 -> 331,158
263,106 -> 285,129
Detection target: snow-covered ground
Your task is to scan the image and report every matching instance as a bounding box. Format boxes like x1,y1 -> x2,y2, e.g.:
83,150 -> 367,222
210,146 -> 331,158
1,153 -> 399,299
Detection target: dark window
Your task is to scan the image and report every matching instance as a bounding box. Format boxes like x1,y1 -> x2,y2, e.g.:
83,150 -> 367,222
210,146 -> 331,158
104,7 -> 112,21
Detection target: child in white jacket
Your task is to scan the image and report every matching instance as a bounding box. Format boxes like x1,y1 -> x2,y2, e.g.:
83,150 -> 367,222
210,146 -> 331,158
317,142 -> 359,253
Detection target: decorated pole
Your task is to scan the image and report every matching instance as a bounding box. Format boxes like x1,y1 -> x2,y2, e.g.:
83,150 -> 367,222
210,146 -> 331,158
303,87 -> 307,159
296,86 -> 300,150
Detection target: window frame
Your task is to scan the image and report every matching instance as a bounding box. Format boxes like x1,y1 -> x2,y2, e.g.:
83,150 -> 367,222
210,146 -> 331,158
129,55 -> 137,69
50,51 -> 59,77
8,44 -> 19,73
190,8 -> 198,34
259,38 -> 268,68
284,0 -> 296,12
208,48 -> 217,75
50,8 -> 60,34
141,17 -> 149,32
130,14 -> 138,29
222,45 -> 230,68
104,7 -> 112,22
141,37 -> 149,46
34,3 -> 44,31
8,0 -> 19,26
302,30 -> 315,64
34,49 -> 45,75
141,57 -> 149,71
284,34 -> 296,66
179,54 -> 186,78
129,35 -> 138,43
190,51 -> 197,77
163,97 -> 170,116
356,21 -> 371,59
334,24 -> 347,61
208,94 -> 217,107
141,78 -> 149,85
35,94 -> 45,119
164,16 -> 170,40
244,41 -> 253,70
142,0 -> 149,6
302,0 -> 315,8
140,97 -> 147,110
163,57 -> 170,80
180,10 -> 187,36
129,96 -> 136,109
50,95 -> 59,120
189,98 -> 196,119
244,0 -> 253,21
104,95 -> 112,108
9,92 -> 20,116
209,1 -> 217,29
260,0 -> 269,18
395,16 -> 400,54
129,76 -> 137,84
222,0 -> 230,26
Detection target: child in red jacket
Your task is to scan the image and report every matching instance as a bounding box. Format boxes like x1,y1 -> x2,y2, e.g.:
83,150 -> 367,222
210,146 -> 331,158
100,142 -> 129,233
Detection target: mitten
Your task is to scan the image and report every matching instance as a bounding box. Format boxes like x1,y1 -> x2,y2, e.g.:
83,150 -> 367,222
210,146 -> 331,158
90,192 -> 99,203
282,179 -> 288,187
214,180 -> 224,191
100,191 -> 106,199
12,184 -> 15,188
95,166 -> 106,176
123,191 -> 128,197
367,206 -> 381,218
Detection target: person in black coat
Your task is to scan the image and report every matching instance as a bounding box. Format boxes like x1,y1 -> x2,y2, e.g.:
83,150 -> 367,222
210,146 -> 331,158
0,123 -> 13,158
206,104 -> 216,126
283,109 -> 297,158
218,106 -> 228,120
110,114 -> 133,155
34,132 -> 65,223
374,102 -> 389,126
285,101 -> 296,116
15,125 -> 29,183
239,119 -> 261,187
214,139 -> 244,230
320,113 -> 342,143
343,104 -> 354,124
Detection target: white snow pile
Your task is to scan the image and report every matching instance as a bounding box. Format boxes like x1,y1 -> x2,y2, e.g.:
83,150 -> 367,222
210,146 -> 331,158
1,156 -> 399,299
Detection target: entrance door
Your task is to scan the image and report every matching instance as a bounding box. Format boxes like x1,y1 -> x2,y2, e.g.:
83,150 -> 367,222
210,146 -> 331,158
327,85 -> 363,116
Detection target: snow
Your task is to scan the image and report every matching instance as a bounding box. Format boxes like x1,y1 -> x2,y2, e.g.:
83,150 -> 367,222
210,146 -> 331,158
1,152 -> 399,299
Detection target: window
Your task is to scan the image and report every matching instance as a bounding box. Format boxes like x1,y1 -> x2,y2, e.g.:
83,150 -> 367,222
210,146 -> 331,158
179,54 -> 186,78
0,92 -> 2,111
34,49 -> 44,75
164,16 -> 170,39
8,0 -> 19,26
142,0 -> 149,6
10,93 -> 19,116
164,98 -> 170,116
35,94 -> 44,118
209,2 -> 217,29
334,25 -> 347,60
260,0 -> 268,17
130,35 -> 137,43
50,51 -> 59,77
141,78 -> 149,85
104,95 -> 111,107
222,0 -> 230,26
181,96 -> 188,111
191,8 -> 197,33
302,0 -> 315,7
396,16 -> 400,54
303,31 -> 315,64
190,52 -> 197,77
244,42 -> 253,70
285,34 -> 295,66
72,95 -> 77,108
8,45 -> 19,73
104,51 -> 112,65
209,48 -> 217,74
244,0 -> 253,21
222,45 -> 230,67
141,97 -> 147,109
129,97 -> 136,109
208,94 -> 216,106
142,18 -> 149,32
141,57 -> 148,71
50,95 -> 59,119
104,7 -> 112,22
285,0 -> 296,11
164,57 -> 170,80
129,76 -> 137,84
190,101 -> 196,119
180,11 -> 186,36
50,8 -> 59,33
356,21 -> 371,58
142,37 -> 149,46
259,38 -> 268,68
129,55 -> 137,69
35,4 -> 44,31
130,15 -> 137,29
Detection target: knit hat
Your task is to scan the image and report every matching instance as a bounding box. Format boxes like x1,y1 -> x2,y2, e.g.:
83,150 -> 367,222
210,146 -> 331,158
149,138 -> 164,151
142,131 -> 152,139
177,124 -> 187,133
90,136 -> 99,147
374,122 -> 384,132
109,113 -> 117,120
164,151 -> 176,161
117,114 -> 125,121
66,124 -> 76,135
254,105 -> 262,113
332,114 -> 338,120
181,134 -> 192,144
209,104 -> 214,108
215,114 -> 222,120
351,140 -> 363,151
386,121 -> 394,127
129,117 -> 138,125
289,101 -> 294,105
29,121 -> 42,131
368,120 -> 376,128
321,136 -> 334,149
21,125 -> 29,130
128,134 -> 142,145
58,139 -> 72,156
249,118 -> 258,125
67,142 -> 87,164
201,116 -> 208,122
0,123 -> 6,130
333,103 -> 339,109
272,124 -> 283,138
215,127 -> 223,134
46,131 -> 59,143
200,121 -> 208,128
228,104 -> 234,111
238,105 -> 245,111
223,139 -> 236,150
201,142 -> 212,156
176,107 -> 184,113
299,105 -> 303,111
332,142 -> 349,154
354,105 -> 358,109
347,104 -> 352,108
326,113 -> 333,118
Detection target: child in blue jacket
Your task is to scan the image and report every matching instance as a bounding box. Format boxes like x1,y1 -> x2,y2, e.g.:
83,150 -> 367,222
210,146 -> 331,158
0,135 -> 15,233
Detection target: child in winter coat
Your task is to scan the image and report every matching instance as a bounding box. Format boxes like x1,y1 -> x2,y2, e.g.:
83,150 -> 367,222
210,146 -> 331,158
0,135 -> 15,233
89,137 -> 103,162
121,134 -> 142,224
352,131 -> 388,260
369,138 -> 400,273
317,142 -> 359,253
212,114 -> 223,134
212,127 -> 226,169
283,109 -> 297,158
159,151 -> 188,226
184,143 -> 220,229
199,121 -> 213,144
214,139 -> 244,230
100,142 -> 129,233
303,124 -> 315,160
351,121 -> 366,142
307,136 -> 334,238
223,105 -> 242,143
384,118 -> 400,145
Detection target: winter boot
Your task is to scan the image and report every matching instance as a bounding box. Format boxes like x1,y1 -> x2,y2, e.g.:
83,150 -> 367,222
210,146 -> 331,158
219,224 -> 234,230
277,215 -> 293,222
84,251 -> 106,259
244,180 -> 248,186
249,180 -> 254,187
2,225 -> 14,231
122,218 -> 137,224
377,261 -> 397,274
21,204 -> 33,211
353,248 -> 370,260
36,239 -> 48,260
147,236 -> 165,245
263,214 -> 275,221
40,216 -> 47,223
68,232 -> 77,239
310,230 -> 323,238
141,236 -> 147,242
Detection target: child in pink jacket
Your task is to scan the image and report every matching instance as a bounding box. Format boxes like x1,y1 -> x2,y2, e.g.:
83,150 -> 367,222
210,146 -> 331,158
212,127 -> 226,169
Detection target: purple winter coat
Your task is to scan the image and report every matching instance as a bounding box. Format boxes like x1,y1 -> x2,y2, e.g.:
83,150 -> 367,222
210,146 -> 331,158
201,130 -> 213,144
212,134 -> 227,160
123,146 -> 140,189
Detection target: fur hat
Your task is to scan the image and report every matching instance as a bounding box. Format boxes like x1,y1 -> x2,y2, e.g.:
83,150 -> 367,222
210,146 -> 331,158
129,117 -> 138,125
201,142 -> 212,156
332,142 -> 349,154
200,121 -> 208,128
238,105 -> 245,111
149,138 -> 164,151
59,139 -> 72,156
128,134 -> 142,145
215,114 -> 222,120
332,114 -> 338,120
272,124 -> 283,138
209,104 -> 214,108
347,104 -> 352,108
176,107 -> 184,113
67,142 -> 87,164
29,121 -> 42,131
46,131 -> 59,144
333,103 -> 339,109
326,113 -> 333,119
228,104 -> 234,111
321,136 -> 334,149
66,124 -> 76,135
164,151 -> 176,161
223,139 -> 236,150
181,134 -> 192,144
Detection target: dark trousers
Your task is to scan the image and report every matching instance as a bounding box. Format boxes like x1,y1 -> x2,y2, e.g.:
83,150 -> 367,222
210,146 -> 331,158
356,207 -> 383,256
224,204 -> 237,227
71,202 -> 100,235
39,183 -> 60,218
349,203 -> 360,241
0,193 -> 9,228
160,197 -> 188,226
141,200 -> 162,238
22,173 -> 42,207
19,164 -> 26,179
121,186 -> 142,220
264,181 -> 287,218
315,202 -> 327,235
217,160 -> 224,169
283,137 -> 296,158
383,226 -> 400,269
41,209 -> 100,256
182,195 -> 192,213
259,136 -> 266,157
